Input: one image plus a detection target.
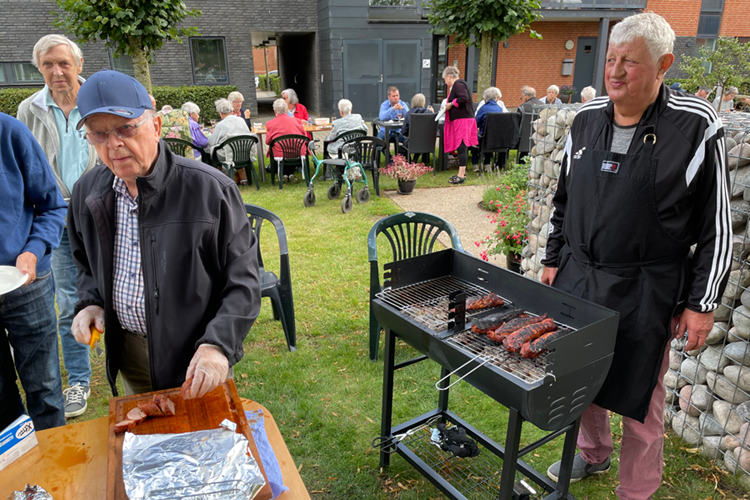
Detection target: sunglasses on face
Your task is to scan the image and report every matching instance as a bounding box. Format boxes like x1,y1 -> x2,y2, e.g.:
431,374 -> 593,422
84,114 -> 153,145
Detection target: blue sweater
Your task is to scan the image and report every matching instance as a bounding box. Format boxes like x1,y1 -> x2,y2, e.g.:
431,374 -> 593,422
0,112 -> 66,273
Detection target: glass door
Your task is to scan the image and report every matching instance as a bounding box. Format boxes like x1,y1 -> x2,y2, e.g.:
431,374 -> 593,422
343,40 -> 383,119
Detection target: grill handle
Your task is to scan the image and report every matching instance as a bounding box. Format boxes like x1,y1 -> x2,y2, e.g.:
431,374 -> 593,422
435,353 -> 490,391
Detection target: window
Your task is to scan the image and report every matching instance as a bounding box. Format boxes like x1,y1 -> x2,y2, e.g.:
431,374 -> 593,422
109,50 -> 135,77
697,0 -> 724,38
695,38 -> 717,73
190,38 -> 228,85
0,62 -> 44,85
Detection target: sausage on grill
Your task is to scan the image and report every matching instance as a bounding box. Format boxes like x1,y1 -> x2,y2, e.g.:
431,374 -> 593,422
520,328 -> 571,358
466,293 -> 505,311
471,308 -> 525,334
487,315 -> 548,343
503,318 -> 558,352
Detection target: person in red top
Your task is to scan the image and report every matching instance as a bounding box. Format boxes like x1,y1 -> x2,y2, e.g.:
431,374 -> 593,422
282,88 -> 311,139
266,98 -> 307,182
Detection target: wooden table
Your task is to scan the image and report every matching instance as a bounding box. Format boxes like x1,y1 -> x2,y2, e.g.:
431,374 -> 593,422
251,124 -> 333,182
0,400 -> 310,500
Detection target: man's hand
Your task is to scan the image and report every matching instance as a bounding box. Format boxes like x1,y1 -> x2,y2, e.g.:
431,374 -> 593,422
72,305 -> 105,345
16,252 -> 37,285
243,109 -> 251,119
185,344 -> 229,399
672,309 -> 714,352
393,103 -> 403,111
541,266 -> 557,285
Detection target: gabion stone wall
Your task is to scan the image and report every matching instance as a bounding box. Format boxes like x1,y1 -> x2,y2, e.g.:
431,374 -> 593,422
524,106 -> 750,485
667,113 -> 750,486
523,104 -> 579,280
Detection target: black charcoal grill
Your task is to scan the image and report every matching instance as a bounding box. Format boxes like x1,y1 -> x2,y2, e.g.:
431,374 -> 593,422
372,249 -> 619,500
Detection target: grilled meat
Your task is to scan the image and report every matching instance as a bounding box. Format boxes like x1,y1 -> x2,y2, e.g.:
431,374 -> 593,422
471,308 -> 525,334
137,400 -> 165,417
503,318 -> 558,352
114,419 -> 137,434
466,292 -> 504,311
154,394 -> 176,416
520,328 -> 571,358
126,407 -> 148,423
181,377 -> 194,400
487,315 -> 548,343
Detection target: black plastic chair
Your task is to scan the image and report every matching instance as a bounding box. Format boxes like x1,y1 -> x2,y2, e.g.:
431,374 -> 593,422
367,212 -> 464,361
478,113 -> 520,172
405,112 -> 437,175
164,138 -> 207,164
339,136 -> 387,197
210,135 -> 261,190
267,134 -> 310,190
245,204 -> 296,352
516,110 -> 534,160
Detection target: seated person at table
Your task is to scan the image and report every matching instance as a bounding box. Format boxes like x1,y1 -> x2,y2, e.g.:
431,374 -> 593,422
68,70 -> 261,398
543,85 -> 563,105
266,98 -> 307,183
228,91 -> 253,131
472,87 -> 506,173
282,88 -> 311,139
159,105 -> 192,142
377,86 -> 409,147
474,87 -> 507,115
580,86 -> 596,103
401,93 -> 434,162
206,98 -> 258,186
325,98 -> 367,158
713,86 -> 738,112
181,101 -> 208,160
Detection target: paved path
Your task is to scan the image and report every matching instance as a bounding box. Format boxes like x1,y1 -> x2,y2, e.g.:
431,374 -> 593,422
384,185 -> 507,267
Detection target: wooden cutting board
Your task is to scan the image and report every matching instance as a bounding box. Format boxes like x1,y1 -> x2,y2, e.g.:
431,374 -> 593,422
107,379 -> 272,500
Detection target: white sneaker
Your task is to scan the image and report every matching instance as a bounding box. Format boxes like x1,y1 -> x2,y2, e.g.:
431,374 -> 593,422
63,383 -> 90,418
472,165 -> 480,173
283,175 -> 289,183
289,174 -> 298,183
484,164 -> 493,172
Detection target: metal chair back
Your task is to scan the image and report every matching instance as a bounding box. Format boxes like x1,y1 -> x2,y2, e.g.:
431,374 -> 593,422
340,136 -> 387,196
211,135 -> 260,190
367,212 -> 464,361
245,203 -> 296,351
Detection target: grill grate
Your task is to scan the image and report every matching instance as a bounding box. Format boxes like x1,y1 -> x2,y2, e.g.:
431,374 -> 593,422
376,276 -> 507,332
446,331 -> 551,385
398,424 -> 547,500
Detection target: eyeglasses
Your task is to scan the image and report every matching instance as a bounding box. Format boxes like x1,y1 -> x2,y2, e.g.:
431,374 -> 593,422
84,114 -> 153,145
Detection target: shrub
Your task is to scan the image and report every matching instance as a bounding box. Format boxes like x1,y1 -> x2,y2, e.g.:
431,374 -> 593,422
0,85 -> 238,122
258,75 -> 281,96
481,158 -> 529,209
0,88 -> 43,117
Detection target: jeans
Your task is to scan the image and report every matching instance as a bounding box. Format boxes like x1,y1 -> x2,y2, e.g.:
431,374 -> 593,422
51,227 -> 91,387
577,341 -> 670,500
0,270 -> 66,430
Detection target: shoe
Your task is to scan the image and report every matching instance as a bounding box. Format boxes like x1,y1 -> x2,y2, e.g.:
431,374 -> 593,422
547,453 -> 610,483
289,174 -> 298,183
449,176 -> 465,184
484,164 -> 492,173
473,165 -> 480,173
239,180 -> 248,186
283,175 -> 289,183
63,383 -> 90,418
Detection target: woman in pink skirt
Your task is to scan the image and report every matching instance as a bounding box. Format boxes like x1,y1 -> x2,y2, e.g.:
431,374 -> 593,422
442,66 -> 478,184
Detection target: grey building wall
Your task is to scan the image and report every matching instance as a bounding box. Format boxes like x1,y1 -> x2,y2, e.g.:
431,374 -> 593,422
666,36 -> 697,81
318,0 -> 434,119
0,0 -> 318,114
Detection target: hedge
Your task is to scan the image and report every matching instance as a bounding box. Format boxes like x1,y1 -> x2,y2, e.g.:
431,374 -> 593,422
0,84 -> 238,121
258,75 -> 281,97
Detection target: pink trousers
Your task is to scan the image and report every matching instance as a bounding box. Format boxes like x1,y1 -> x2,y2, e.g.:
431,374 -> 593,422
576,343 -> 670,500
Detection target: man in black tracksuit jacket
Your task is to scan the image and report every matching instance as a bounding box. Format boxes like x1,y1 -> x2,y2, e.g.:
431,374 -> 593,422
541,13 -> 731,499
67,70 -> 261,399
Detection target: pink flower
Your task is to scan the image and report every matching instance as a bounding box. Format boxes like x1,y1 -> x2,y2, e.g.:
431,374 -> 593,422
479,250 -> 489,261
474,241 -> 480,247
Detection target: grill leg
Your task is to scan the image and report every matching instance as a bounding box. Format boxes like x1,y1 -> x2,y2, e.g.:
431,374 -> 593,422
498,408 -> 523,500
380,328 -> 396,468
437,366 -> 450,413
555,416 -> 581,500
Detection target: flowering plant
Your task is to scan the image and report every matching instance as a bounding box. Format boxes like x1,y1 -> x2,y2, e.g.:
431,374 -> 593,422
379,155 -> 434,182
560,84 -> 577,96
477,190 -> 529,260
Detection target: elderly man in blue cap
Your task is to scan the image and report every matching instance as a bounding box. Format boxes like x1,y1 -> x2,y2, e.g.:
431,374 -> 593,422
67,70 -> 261,398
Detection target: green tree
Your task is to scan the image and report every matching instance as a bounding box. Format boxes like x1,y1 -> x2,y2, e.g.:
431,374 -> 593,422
53,0 -> 202,93
427,0 -> 541,98
679,37 -> 750,112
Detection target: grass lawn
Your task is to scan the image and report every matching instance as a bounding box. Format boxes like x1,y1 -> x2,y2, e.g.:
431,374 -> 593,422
53,164 -> 749,499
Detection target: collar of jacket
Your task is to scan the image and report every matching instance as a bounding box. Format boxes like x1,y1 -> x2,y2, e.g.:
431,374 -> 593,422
32,76 -> 87,112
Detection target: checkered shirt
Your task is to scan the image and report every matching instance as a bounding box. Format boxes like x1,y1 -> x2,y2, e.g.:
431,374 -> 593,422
112,177 -> 148,334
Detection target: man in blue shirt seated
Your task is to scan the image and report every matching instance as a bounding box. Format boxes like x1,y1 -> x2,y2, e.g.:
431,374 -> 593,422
377,86 -> 409,152
0,112 -> 67,431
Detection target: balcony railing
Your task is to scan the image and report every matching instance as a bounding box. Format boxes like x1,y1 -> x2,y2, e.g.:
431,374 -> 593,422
540,0 -> 647,9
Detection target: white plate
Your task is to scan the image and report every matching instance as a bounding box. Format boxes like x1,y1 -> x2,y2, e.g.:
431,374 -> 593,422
0,266 -> 28,295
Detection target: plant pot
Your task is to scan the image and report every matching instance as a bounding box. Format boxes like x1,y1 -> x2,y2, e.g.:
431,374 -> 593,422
561,94 -> 573,104
506,252 -> 522,274
397,179 -> 417,195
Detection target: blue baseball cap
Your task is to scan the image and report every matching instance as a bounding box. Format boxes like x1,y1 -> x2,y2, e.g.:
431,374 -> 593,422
669,82 -> 686,93
76,69 -> 153,129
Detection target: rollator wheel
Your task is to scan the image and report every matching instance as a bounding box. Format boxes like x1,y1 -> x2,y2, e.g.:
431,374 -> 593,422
303,190 -> 316,208
356,188 -> 370,204
341,195 -> 353,213
327,183 -> 341,200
